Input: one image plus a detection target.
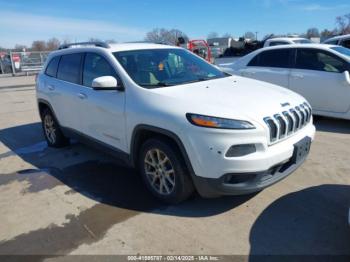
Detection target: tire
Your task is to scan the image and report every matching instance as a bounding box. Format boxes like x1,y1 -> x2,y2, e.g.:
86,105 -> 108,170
41,108 -> 69,148
138,138 -> 195,204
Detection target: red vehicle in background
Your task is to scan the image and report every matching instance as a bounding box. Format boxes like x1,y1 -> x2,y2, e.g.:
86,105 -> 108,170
177,38 -> 213,63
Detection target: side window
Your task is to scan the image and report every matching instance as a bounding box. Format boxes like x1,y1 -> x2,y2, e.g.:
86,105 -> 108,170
295,49 -> 346,73
247,54 -> 259,66
57,53 -> 83,84
269,41 -> 288,47
341,39 -> 350,49
325,40 -> 338,45
83,53 -> 118,87
45,56 -> 60,77
248,49 -> 290,68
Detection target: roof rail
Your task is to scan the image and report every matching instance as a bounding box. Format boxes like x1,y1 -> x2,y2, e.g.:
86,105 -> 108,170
58,41 -> 110,50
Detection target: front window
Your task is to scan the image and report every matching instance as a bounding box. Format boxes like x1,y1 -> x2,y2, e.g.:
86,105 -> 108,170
293,39 -> 312,44
113,48 -> 228,88
295,49 -> 347,73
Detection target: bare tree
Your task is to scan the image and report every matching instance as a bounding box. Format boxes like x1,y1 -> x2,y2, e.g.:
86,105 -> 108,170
145,28 -> 188,45
207,32 -> 219,39
306,28 -> 320,38
14,44 -> 27,51
88,37 -> 102,42
46,38 -> 61,50
222,33 -> 232,38
106,39 -> 118,44
31,40 -> 46,51
320,29 -> 334,38
335,14 -> 350,34
244,31 -> 256,40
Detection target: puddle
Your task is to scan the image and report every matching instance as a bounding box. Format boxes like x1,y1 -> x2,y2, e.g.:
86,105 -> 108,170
0,203 -> 138,255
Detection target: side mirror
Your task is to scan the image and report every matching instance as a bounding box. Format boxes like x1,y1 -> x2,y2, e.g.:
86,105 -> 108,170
92,76 -> 123,91
344,71 -> 350,85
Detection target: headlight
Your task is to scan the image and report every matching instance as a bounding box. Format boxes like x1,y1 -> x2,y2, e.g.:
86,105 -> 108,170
186,113 -> 255,129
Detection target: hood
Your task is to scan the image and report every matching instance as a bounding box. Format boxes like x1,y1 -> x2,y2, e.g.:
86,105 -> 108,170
148,76 -> 306,123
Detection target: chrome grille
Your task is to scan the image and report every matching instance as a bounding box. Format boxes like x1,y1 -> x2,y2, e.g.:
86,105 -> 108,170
264,103 -> 312,144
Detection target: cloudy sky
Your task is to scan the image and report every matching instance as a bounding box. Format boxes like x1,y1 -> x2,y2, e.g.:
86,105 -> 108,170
0,0 -> 349,48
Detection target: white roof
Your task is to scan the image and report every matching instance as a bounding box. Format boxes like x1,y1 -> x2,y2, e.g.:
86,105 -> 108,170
266,37 -> 307,42
50,42 -> 180,57
108,43 -> 179,52
324,34 -> 350,43
263,43 -> 336,50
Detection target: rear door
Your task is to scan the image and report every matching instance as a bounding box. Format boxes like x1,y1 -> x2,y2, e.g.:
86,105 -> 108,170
54,53 -> 84,131
240,48 -> 292,87
289,48 -> 350,113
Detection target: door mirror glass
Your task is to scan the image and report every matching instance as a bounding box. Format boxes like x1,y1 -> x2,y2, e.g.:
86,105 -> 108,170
344,70 -> 350,85
92,76 -> 118,90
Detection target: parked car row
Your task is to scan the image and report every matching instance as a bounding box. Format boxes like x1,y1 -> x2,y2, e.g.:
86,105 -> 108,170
221,44 -> 350,120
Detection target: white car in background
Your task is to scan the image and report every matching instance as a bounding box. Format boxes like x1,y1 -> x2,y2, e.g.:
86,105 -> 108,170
263,37 -> 312,47
323,34 -> 350,49
221,44 -> 350,120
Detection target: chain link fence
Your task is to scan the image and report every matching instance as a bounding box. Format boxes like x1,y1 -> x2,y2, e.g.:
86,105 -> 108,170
0,51 -> 50,76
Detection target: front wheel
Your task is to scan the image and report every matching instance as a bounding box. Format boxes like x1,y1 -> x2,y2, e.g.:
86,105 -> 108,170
41,108 -> 69,148
139,138 -> 194,204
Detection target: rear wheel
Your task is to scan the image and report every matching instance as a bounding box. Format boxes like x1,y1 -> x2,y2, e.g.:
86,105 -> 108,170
41,108 -> 69,147
139,138 -> 194,204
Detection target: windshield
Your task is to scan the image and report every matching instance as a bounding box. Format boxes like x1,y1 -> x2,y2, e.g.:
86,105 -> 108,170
293,39 -> 312,44
331,46 -> 350,57
113,48 -> 228,88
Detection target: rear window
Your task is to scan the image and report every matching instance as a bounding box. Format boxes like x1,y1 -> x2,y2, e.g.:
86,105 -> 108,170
269,41 -> 289,46
341,39 -> 350,49
293,39 -> 312,44
45,56 -> 60,77
325,40 -> 338,45
248,49 -> 291,68
57,53 -> 83,84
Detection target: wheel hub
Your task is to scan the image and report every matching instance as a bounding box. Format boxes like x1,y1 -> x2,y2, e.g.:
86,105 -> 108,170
144,148 -> 175,195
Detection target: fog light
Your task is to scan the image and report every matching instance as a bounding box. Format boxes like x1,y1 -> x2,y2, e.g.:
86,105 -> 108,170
225,144 -> 256,157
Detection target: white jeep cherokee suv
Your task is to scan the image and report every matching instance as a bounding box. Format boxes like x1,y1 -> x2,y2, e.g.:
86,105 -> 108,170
36,42 -> 315,203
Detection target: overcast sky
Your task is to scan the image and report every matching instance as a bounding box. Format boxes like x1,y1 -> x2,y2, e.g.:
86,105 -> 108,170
0,0 -> 349,48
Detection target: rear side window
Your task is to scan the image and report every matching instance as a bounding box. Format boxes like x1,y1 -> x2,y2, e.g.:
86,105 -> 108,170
83,53 -> 118,87
269,41 -> 288,46
295,49 -> 347,73
45,56 -> 60,77
248,49 -> 290,68
325,40 -> 338,45
341,39 -> 350,49
57,53 -> 83,84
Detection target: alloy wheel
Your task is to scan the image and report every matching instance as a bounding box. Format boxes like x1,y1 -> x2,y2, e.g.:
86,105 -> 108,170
44,114 -> 56,144
144,148 -> 176,195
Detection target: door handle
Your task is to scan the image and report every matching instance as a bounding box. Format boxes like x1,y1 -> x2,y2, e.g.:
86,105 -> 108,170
77,93 -> 87,99
48,85 -> 55,91
242,71 -> 255,76
291,73 -> 304,79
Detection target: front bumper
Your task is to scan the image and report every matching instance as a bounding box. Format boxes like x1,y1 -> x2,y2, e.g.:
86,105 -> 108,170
192,136 -> 312,197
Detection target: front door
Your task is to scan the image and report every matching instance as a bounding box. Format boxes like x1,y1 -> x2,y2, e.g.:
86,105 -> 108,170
289,48 -> 350,113
77,52 -> 127,152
